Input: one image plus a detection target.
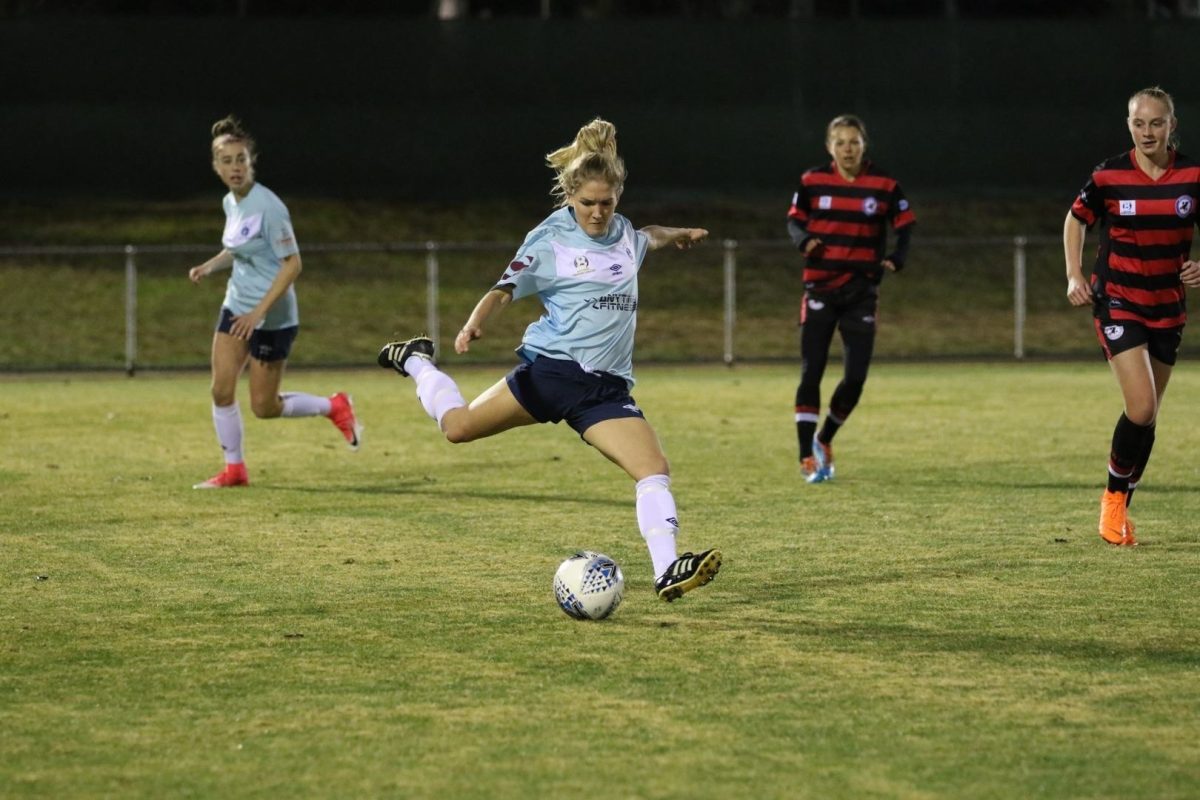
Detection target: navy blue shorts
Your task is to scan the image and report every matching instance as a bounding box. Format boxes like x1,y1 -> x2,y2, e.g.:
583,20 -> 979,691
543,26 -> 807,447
505,354 -> 645,436
215,307 -> 298,363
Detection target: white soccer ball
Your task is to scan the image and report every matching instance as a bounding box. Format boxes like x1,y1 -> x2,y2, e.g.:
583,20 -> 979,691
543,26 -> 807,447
553,551 -> 624,620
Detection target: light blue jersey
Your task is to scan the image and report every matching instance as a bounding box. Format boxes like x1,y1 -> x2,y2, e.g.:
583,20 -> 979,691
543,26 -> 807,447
220,183 -> 300,329
496,207 -> 650,386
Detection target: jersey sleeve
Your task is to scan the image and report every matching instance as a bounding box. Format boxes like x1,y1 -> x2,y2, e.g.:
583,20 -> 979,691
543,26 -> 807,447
1070,172 -> 1104,228
787,178 -> 810,224
495,236 -> 554,301
263,198 -> 300,259
889,182 -> 916,229
634,227 -> 650,266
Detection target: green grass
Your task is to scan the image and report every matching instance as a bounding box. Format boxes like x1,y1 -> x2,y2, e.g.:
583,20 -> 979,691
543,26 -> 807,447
3,363 -> 1199,798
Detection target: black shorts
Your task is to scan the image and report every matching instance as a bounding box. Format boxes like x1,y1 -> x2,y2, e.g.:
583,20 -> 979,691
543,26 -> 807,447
215,307 -> 298,363
1092,302 -> 1183,365
505,353 -> 645,436
801,283 -> 879,334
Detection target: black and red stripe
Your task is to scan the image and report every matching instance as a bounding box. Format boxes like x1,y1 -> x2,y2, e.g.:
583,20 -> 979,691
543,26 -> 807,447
1071,148 -> 1200,328
788,161 -> 915,294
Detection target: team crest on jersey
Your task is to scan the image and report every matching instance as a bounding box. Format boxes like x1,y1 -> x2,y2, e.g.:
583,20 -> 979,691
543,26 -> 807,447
1176,195 -> 1195,218
818,195 -> 833,210
1119,200 -> 1137,216
1103,325 -> 1124,341
808,298 -> 826,310
501,254 -> 535,281
862,197 -> 878,216
574,255 -> 593,275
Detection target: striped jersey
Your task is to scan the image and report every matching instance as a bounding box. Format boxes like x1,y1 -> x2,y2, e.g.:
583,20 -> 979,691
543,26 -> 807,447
1070,148 -> 1200,328
787,160 -> 915,294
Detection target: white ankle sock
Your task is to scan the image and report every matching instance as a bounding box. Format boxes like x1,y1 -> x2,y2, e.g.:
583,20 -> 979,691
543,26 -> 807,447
280,392 -> 332,418
636,474 -> 679,578
212,402 -> 244,464
415,369 -> 466,427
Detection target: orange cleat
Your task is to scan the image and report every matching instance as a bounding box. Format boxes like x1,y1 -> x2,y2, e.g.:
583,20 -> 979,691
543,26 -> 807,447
1123,514 -> 1138,547
801,456 -> 818,480
328,392 -> 362,451
193,462 -> 249,490
1099,489 -> 1135,546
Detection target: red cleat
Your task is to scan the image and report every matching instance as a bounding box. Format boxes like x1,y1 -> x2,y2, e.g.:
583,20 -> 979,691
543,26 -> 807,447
193,462 -> 249,490
328,392 -> 362,451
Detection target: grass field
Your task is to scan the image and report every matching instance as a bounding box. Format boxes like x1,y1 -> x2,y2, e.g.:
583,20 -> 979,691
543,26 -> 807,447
3,363 -> 1200,798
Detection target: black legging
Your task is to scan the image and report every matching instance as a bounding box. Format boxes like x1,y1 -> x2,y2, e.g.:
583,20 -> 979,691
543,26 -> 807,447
796,318 -> 875,423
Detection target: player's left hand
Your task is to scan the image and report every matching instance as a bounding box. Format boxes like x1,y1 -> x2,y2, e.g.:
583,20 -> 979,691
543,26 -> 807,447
1182,260 -> 1200,288
229,311 -> 263,339
673,228 -> 709,249
881,259 -> 898,272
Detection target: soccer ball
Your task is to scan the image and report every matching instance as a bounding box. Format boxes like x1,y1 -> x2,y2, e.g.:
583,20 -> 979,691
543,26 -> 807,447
553,551 -> 624,620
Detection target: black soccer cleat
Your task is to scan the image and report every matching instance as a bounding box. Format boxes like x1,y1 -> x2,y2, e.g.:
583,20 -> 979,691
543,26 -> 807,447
377,336 -> 435,377
654,549 -> 722,602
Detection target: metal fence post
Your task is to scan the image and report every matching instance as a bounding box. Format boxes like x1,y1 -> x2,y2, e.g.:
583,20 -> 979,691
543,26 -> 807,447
723,239 -> 737,365
425,241 -> 440,353
124,244 -> 137,376
1013,235 -> 1027,359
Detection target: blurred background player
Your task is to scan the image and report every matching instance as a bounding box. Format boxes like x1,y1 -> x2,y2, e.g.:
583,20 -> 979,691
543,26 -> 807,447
1064,86 -> 1200,545
188,115 -> 361,489
787,114 -> 916,483
378,118 -> 720,602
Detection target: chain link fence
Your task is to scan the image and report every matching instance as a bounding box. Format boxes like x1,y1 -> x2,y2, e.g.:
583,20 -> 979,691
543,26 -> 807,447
1,236 -> 1171,373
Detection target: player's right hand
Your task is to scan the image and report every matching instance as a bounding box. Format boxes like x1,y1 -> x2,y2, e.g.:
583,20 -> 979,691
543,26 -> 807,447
188,265 -> 208,284
455,325 -> 481,354
1066,275 -> 1092,306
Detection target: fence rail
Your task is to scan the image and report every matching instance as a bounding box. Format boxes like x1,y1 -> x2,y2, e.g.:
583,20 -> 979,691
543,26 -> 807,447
0,235 -> 1071,373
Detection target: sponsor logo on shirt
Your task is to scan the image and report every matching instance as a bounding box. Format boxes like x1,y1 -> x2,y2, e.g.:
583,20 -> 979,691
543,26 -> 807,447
1104,325 -> 1124,340
1176,195 -> 1195,218
586,293 -> 638,312
818,196 -> 833,210
862,197 -> 878,216
1119,200 -> 1137,216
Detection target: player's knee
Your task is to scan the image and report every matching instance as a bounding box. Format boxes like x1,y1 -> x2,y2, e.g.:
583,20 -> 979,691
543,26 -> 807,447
210,387 -> 236,406
251,398 -> 282,419
440,413 -> 475,444
1125,402 -> 1157,427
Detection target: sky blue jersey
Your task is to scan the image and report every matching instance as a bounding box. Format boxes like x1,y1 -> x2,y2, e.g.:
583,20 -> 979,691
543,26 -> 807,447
495,207 -> 650,387
220,183 -> 300,329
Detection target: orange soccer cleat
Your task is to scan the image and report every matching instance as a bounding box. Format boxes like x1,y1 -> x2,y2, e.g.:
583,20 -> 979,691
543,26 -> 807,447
328,392 -> 362,451
193,462 -> 249,490
1099,489 -> 1136,546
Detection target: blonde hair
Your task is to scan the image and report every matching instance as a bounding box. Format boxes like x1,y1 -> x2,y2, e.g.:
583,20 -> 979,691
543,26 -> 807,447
1128,86 -> 1179,148
826,114 -> 867,144
545,118 -> 627,206
210,114 -> 257,163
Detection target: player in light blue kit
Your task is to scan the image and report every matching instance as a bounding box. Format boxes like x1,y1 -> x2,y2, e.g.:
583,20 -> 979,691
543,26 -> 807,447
188,115 -> 361,489
378,118 -> 721,602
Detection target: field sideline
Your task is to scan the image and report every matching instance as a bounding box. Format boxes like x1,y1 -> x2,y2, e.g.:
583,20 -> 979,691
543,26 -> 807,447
3,363 -> 1199,799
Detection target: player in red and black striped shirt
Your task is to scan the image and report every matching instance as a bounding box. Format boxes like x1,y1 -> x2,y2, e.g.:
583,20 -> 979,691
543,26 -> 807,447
787,114 -> 915,483
1065,86 -> 1200,546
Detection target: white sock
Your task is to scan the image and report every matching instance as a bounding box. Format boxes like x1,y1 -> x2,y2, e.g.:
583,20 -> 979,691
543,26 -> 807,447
405,355 -> 436,380
212,402 -> 244,465
280,392 -> 332,418
636,474 -> 679,578
415,369 -> 466,427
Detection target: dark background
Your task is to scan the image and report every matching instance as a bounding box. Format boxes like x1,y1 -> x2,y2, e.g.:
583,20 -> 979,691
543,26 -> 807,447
3,3 -> 1198,204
